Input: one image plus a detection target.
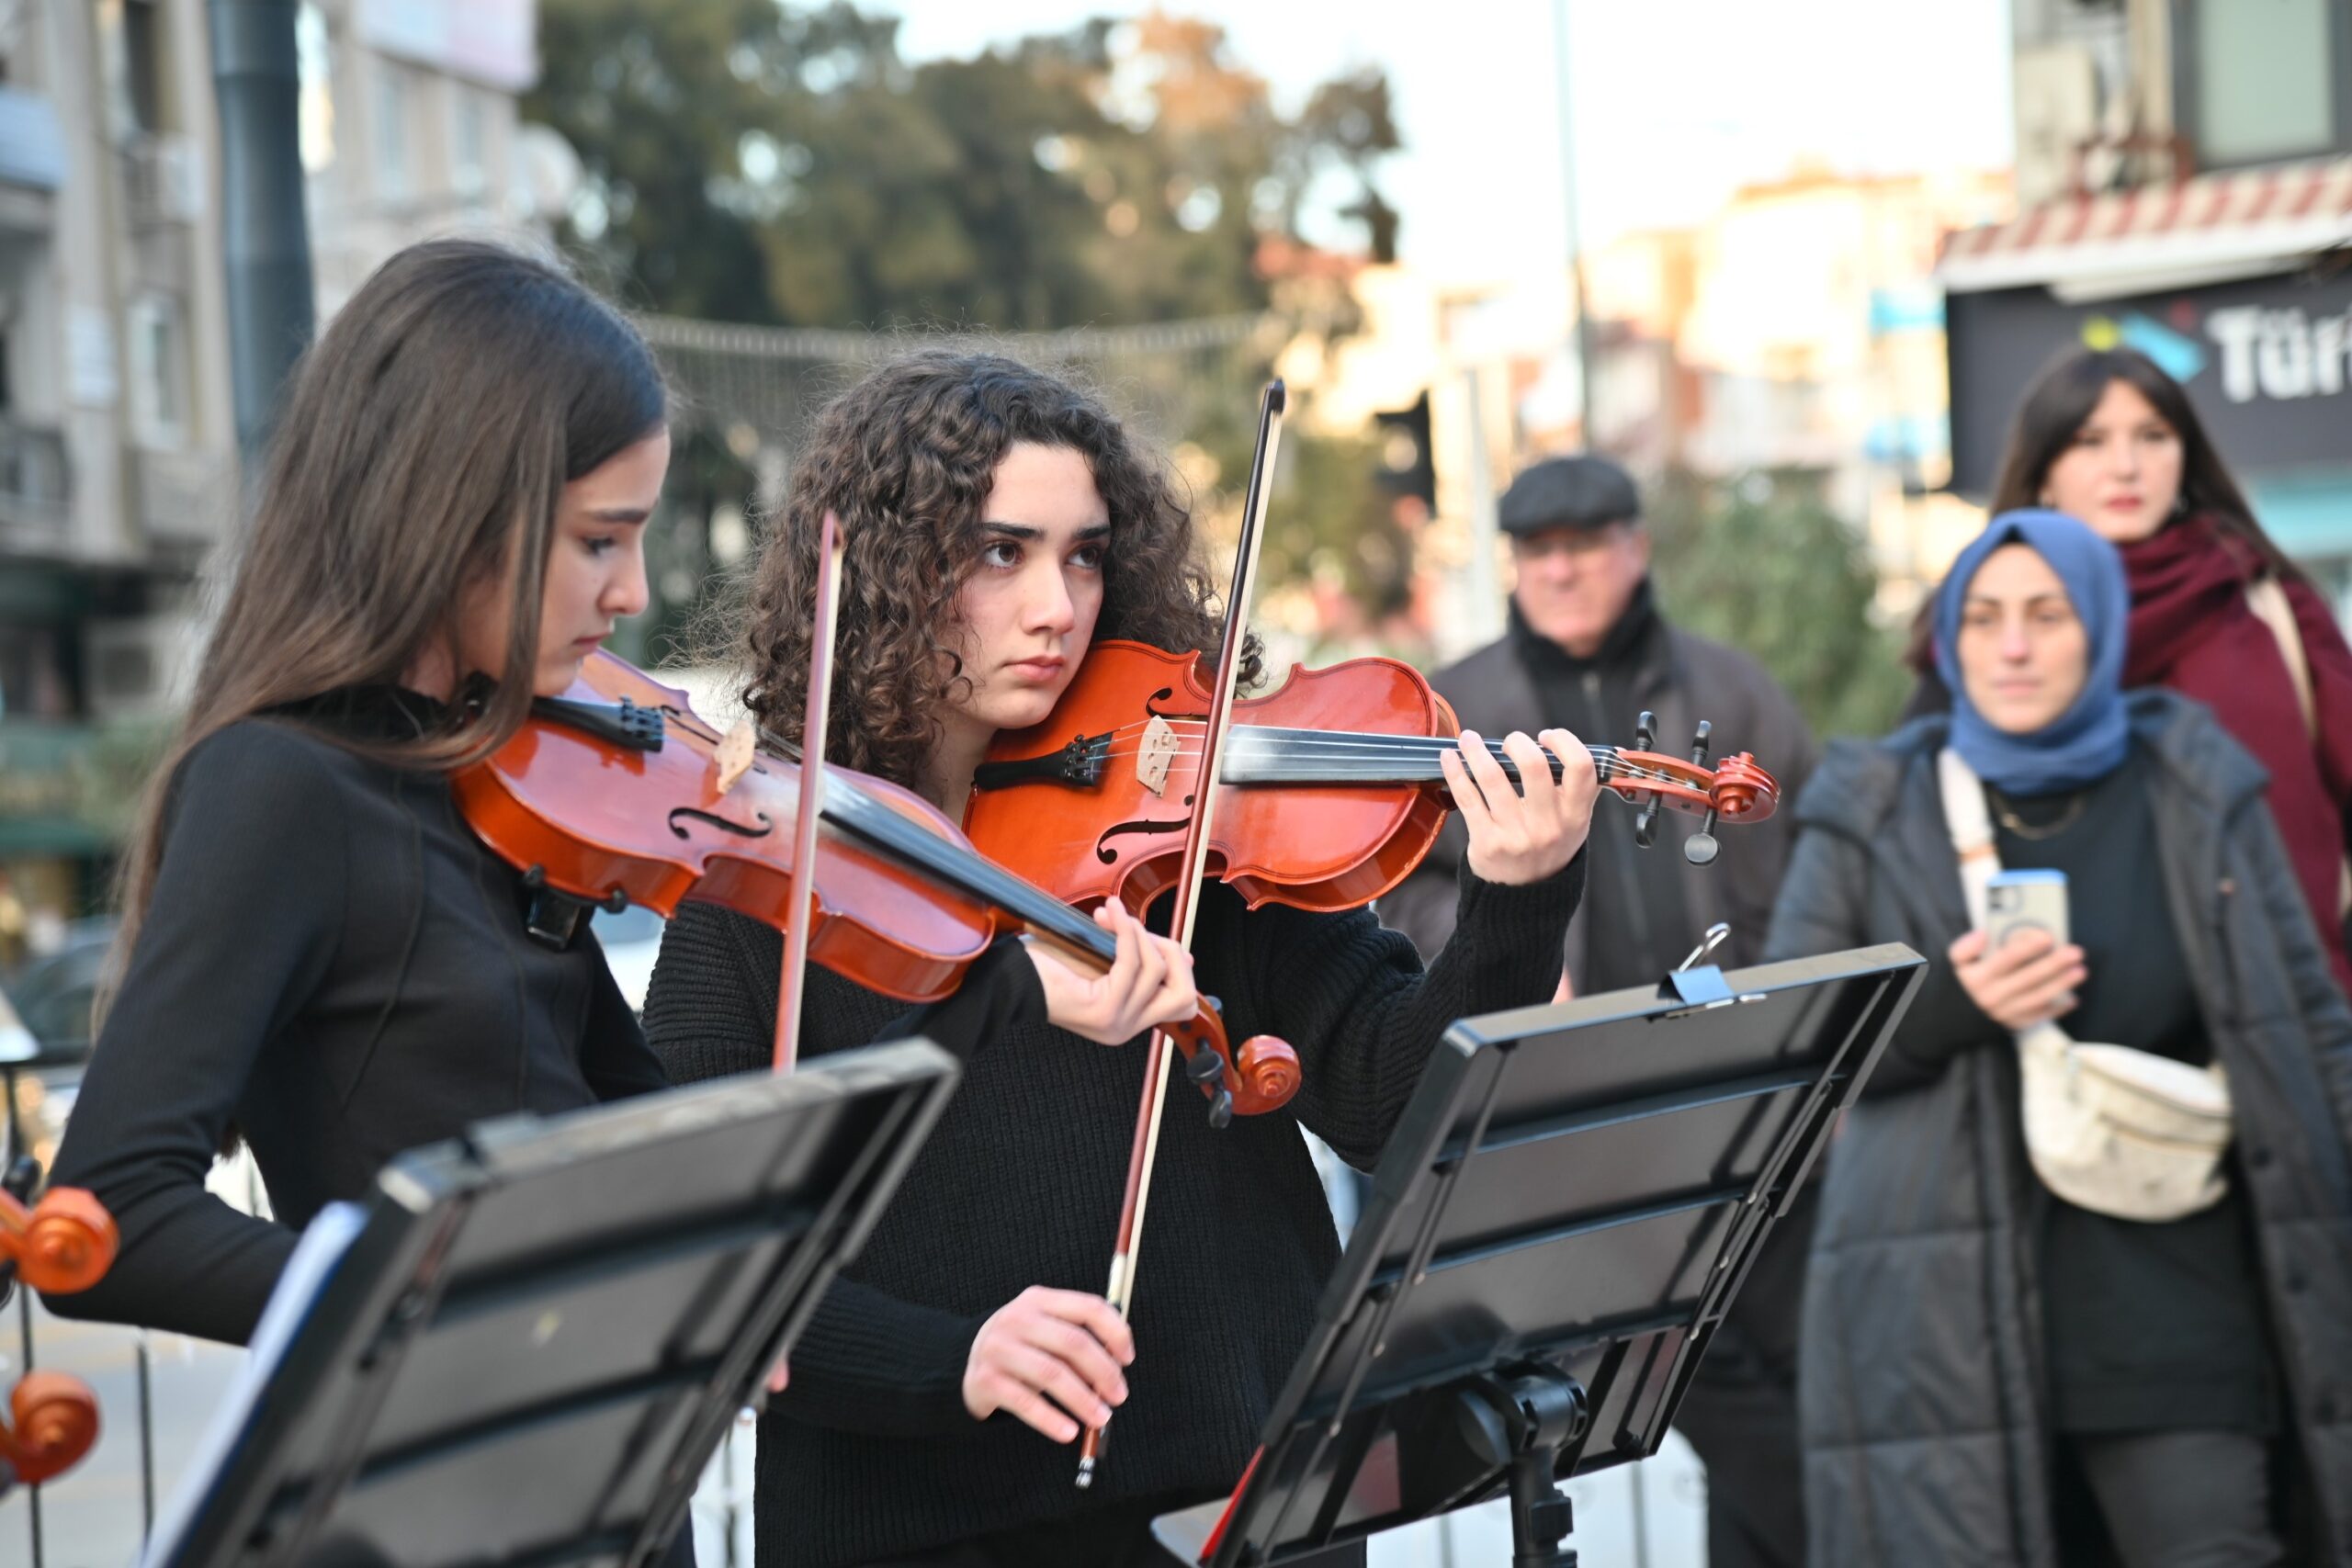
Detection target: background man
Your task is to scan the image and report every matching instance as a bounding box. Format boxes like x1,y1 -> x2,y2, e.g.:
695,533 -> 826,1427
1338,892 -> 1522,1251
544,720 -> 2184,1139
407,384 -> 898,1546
1382,452 -> 1818,1568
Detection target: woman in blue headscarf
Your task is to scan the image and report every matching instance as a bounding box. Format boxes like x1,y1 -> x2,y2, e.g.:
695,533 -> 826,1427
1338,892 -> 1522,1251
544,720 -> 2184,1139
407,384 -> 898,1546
1765,512 -> 2352,1568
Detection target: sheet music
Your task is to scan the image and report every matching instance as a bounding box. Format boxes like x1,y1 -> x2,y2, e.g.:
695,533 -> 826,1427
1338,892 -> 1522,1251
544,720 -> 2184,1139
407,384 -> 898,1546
140,1201 -> 369,1568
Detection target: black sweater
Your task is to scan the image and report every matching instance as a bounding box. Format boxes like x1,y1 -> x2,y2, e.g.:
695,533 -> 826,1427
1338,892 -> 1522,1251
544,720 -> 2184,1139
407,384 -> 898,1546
643,855 -> 1584,1567
44,693 -> 672,1345
1992,767 -> 2276,1437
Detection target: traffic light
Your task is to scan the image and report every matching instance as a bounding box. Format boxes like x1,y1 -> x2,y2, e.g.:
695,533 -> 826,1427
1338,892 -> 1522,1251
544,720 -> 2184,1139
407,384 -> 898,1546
1373,391 -> 1435,522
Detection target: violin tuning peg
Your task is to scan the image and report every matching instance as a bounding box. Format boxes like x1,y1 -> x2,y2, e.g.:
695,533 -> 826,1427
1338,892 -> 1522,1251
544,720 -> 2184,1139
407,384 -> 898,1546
1634,711 -> 1657,752
1690,721 -> 1713,768
1684,808 -> 1720,866
1206,1088 -> 1234,1131
1185,1048 -> 1226,1088
1634,800 -> 1660,850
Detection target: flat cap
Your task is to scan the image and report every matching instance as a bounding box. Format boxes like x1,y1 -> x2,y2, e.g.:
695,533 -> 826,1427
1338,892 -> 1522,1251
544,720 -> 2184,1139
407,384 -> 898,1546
1497,454 -> 1641,535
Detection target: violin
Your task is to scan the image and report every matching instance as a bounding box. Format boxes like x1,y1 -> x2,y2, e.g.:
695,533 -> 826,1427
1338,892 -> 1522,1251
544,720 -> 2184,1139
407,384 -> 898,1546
451,650 -> 1300,1124
963,640 -> 1780,917
1,1182 -> 117,1488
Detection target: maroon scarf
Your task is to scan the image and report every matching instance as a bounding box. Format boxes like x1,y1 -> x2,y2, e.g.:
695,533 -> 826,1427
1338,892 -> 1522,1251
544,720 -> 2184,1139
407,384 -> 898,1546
2121,515 -> 2352,998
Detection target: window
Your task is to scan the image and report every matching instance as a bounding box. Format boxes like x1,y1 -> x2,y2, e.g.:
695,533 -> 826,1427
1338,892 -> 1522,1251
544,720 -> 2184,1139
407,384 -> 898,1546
125,292 -> 186,449
125,0 -> 163,131
2180,0 -> 2351,165
452,86 -> 487,198
373,60 -> 411,198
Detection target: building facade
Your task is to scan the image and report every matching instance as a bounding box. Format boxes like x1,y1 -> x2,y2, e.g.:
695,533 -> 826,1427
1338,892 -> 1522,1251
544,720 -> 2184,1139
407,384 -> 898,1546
0,0 -> 238,931
0,0 -> 549,942
1939,0 -> 2352,606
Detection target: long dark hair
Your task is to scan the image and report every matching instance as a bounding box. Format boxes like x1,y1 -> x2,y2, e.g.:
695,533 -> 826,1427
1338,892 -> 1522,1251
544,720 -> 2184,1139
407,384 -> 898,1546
109,238 -> 667,991
1907,344 -> 2297,675
1990,344 -> 2293,580
737,349 -> 1256,792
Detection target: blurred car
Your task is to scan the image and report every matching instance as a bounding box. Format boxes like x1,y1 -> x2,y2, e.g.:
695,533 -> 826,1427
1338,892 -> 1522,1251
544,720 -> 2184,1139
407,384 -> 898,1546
4,916 -> 117,1067
592,902 -> 666,1015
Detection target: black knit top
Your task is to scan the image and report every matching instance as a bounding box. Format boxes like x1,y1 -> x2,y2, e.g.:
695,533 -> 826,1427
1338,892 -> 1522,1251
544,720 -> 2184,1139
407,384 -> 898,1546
643,854 -> 1585,1566
44,691 -> 673,1345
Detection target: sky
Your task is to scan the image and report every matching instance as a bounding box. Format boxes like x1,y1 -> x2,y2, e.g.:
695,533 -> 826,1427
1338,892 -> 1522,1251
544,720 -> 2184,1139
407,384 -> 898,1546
888,0 -> 2017,291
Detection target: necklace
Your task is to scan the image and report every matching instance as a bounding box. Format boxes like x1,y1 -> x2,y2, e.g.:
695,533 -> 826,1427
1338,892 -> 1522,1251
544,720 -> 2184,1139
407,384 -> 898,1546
1986,784 -> 2087,840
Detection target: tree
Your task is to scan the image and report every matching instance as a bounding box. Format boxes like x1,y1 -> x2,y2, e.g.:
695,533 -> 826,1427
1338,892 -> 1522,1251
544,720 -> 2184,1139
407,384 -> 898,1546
527,3 -> 1403,328
1646,468 -> 1910,739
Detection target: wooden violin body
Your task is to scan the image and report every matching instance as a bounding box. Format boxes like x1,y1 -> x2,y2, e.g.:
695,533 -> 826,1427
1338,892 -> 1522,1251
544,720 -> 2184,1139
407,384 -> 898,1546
965,640 -> 1781,916
453,652 -> 1298,1120
968,643 -> 1456,915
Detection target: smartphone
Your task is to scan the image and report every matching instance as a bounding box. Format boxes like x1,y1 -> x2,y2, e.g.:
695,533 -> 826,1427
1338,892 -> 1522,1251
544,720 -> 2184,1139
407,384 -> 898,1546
1984,868 -> 2069,953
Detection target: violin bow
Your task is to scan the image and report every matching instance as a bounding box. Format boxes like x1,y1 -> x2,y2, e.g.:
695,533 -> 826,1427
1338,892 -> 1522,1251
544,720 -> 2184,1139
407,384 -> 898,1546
1078,381 -> 1287,1488
775,511 -> 847,1074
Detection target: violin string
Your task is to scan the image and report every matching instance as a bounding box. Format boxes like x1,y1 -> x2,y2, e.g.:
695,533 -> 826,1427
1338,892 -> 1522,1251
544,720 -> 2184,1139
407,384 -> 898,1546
1070,737 -> 1713,795
1069,755 -> 1718,796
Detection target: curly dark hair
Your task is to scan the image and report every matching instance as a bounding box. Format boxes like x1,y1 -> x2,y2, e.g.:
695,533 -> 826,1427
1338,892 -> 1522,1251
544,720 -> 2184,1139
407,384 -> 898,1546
739,349 -> 1259,791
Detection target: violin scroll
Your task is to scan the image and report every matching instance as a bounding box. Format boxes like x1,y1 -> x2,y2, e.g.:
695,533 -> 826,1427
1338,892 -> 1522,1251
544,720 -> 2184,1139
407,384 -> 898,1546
3,1371 -> 100,1485
0,1185 -> 117,1495
1602,711 -> 1779,867
2,1186 -> 119,1296
1164,1010 -> 1300,1122
1232,1034 -> 1302,1114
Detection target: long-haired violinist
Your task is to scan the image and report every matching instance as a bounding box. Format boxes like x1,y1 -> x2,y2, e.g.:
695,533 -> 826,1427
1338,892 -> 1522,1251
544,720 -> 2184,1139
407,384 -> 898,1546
41,239 -> 680,1345
644,350 -> 1598,1568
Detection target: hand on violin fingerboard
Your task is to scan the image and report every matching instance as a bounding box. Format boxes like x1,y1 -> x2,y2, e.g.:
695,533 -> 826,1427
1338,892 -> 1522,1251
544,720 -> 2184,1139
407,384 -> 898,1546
1024,902 -> 1201,1045
1441,728 -> 1599,887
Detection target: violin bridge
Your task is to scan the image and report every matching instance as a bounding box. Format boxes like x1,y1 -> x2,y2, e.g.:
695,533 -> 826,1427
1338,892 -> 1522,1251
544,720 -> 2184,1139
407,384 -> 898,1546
714,718 -> 758,795
1136,715 -> 1181,796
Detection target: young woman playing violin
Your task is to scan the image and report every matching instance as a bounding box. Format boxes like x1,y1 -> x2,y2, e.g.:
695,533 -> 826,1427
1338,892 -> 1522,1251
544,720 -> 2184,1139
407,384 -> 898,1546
40,239 -> 685,1348
643,351 -> 1599,1568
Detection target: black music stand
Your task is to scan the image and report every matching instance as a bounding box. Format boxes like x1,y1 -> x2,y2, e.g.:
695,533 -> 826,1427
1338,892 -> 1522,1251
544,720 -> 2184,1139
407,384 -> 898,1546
141,1038 -> 960,1568
1153,942 -> 1925,1567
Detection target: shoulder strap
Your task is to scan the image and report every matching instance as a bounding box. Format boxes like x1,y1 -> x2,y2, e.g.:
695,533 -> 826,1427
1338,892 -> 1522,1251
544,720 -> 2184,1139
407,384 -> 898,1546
1938,747 -> 2000,929
2245,576 -> 2318,739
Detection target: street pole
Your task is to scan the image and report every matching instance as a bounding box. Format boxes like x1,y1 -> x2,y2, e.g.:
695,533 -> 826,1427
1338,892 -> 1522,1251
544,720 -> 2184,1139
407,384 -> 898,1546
1553,0 -> 1600,451
208,0 -> 313,472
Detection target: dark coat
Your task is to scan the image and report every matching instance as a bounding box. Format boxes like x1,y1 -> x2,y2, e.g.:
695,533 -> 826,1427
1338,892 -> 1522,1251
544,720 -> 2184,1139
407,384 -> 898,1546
1766,691 -> 2352,1568
1380,615 -> 1817,982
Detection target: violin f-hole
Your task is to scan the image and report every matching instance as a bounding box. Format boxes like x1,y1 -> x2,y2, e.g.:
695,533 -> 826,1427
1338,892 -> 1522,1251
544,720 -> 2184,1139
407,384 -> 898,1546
1142,687 -> 1203,722
667,807 -> 775,841
1093,795 -> 1196,865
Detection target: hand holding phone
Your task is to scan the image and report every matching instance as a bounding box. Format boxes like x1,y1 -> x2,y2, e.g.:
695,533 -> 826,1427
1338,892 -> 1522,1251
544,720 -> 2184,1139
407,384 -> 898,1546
1951,869 -> 2086,1030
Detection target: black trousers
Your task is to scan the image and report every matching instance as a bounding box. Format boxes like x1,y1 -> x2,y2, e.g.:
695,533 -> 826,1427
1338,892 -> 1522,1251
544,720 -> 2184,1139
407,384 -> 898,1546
1671,1183 -> 1816,1568
2064,1428 -> 2283,1568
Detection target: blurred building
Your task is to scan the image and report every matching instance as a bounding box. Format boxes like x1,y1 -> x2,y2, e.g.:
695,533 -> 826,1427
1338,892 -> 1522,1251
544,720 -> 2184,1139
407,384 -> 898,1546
1585,166 -> 2015,612
0,0 -> 550,932
1265,163 -> 2013,661
0,0 -> 237,925
1939,0 -> 2352,604
294,0 -> 554,313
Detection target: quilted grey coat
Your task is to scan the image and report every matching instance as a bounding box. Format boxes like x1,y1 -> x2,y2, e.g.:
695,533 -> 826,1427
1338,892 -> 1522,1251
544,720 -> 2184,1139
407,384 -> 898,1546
1764,691 -> 2352,1568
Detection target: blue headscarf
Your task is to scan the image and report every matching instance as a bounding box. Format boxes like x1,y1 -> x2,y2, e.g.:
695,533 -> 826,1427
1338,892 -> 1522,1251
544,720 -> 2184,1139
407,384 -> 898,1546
1932,509 -> 2132,796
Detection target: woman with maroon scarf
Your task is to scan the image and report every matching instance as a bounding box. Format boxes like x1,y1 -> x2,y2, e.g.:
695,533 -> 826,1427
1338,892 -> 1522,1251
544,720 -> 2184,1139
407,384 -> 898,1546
1910,345 -> 2352,999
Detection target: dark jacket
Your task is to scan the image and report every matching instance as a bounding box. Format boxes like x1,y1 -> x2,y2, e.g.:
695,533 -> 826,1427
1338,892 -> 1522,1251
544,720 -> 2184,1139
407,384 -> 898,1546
1382,609 -> 1817,986
1767,691 -> 2352,1568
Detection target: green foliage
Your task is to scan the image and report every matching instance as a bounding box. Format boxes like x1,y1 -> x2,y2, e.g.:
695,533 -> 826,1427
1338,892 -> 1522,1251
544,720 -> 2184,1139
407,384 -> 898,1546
1647,468 -> 1910,739
527,4 -> 1402,328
